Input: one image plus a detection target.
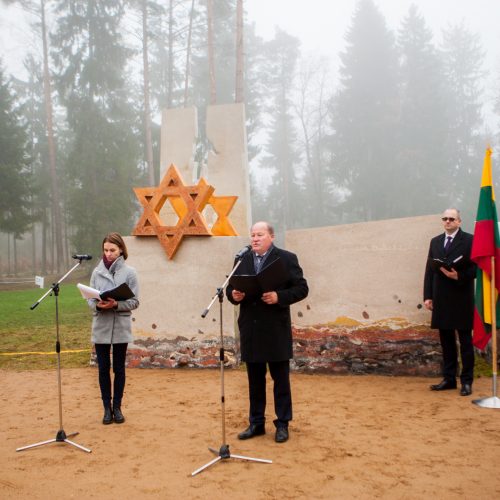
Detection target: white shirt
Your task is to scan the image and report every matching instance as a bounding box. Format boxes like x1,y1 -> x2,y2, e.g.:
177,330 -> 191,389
444,228 -> 459,247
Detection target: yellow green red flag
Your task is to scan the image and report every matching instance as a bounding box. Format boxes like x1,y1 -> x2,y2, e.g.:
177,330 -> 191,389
471,148 -> 500,350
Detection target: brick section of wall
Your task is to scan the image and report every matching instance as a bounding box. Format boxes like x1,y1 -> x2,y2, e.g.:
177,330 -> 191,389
123,319 -> 441,376
127,336 -> 239,369
291,321 -> 441,375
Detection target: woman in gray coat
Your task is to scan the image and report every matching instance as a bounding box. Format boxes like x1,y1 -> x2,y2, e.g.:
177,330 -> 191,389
87,232 -> 139,424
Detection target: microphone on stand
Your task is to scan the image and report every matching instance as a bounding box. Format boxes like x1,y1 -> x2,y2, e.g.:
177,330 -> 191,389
72,254 -> 93,261
235,245 -> 252,260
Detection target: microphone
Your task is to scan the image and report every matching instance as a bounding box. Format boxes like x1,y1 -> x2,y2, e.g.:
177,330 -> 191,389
235,244 -> 252,260
72,254 -> 93,261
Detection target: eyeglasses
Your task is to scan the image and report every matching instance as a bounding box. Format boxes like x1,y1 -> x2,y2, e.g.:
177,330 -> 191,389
441,217 -> 456,222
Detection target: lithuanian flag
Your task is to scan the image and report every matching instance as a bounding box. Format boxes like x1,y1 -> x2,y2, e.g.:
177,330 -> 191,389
471,148 -> 500,350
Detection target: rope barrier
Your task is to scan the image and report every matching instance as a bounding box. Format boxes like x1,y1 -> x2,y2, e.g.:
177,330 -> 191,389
0,348 -> 91,356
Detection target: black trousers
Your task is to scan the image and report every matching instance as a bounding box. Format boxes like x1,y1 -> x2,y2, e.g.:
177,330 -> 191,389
439,329 -> 474,385
95,343 -> 128,408
246,360 -> 292,429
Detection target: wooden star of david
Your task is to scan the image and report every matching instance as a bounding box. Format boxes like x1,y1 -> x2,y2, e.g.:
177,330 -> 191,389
199,179 -> 238,236
132,164 -> 238,259
168,179 -> 238,237
132,164 -> 214,259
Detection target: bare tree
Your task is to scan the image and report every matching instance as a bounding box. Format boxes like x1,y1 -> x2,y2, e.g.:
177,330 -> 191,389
207,0 -> 216,104
167,0 -> 174,107
235,0 -> 244,102
293,57 -> 332,221
183,0 -> 195,106
40,0 -> 64,271
141,0 -> 155,184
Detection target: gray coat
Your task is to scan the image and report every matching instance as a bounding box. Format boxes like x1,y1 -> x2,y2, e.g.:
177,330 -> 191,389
87,256 -> 139,344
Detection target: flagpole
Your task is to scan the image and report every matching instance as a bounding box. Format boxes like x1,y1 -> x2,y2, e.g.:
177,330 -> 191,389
491,256 -> 498,396
473,255 -> 500,408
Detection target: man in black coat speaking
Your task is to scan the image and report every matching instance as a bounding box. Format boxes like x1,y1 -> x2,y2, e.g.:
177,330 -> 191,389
423,208 -> 476,396
227,221 -> 308,443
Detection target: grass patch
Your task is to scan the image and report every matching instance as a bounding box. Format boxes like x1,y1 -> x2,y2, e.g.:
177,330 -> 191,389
474,353 -> 493,378
0,285 -> 92,370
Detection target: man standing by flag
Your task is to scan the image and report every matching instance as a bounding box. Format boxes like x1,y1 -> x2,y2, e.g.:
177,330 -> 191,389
424,208 -> 476,396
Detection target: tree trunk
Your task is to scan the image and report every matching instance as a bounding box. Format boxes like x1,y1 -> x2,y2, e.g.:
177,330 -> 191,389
7,233 -> 11,275
167,0 -> 174,108
142,0 -> 155,185
13,236 -> 18,276
31,224 -> 37,275
41,211 -> 47,275
235,0 -> 244,103
183,0 -> 195,107
41,0 -> 64,272
207,0 -> 216,104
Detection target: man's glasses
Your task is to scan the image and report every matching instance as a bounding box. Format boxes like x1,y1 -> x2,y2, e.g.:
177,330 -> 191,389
441,217 -> 456,222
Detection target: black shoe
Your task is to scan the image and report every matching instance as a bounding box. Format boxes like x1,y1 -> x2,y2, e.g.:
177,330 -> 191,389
102,406 -> 113,425
460,384 -> 472,396
113,406 -> 125,424
430,379 -> 457,391
275,427 -> 289,443
237,424 -> 265,440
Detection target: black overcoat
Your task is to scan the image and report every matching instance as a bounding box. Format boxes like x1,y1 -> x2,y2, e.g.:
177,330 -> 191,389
423,229 -> 476,330
226,245 -> 309,363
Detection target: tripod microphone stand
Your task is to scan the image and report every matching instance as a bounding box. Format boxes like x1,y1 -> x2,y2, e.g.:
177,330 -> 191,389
191,257 -> 272,476
16,259 -> 91,453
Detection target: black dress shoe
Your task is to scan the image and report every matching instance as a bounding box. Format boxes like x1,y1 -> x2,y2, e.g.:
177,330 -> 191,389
430,379 -> 457,391
275,427 -> 289,443
113,406 -> 125,424
237,424 -> 265,440
102,406 -> 113,425
460,384 -> 472,396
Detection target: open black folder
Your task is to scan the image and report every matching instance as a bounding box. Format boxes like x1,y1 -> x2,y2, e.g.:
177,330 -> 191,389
427,254 -> 465,272
77,282 -> 135,301
229,257 -> 289,296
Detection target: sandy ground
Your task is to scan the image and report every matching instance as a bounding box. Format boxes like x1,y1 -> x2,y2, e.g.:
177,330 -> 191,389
1,367 -> 499,499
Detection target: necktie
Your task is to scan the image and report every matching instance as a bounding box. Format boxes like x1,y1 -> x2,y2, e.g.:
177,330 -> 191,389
256,255 -> 263,272
444,236 -> 452,252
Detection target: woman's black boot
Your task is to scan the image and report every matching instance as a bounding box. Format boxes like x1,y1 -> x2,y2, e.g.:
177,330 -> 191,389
113,406 -> 125,424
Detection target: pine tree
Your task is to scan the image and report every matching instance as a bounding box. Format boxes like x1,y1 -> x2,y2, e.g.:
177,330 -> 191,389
259,28 -> 302,231
0,62 -> 31,272
396,4 -> 449,216
51,0 -> 142,256
329,0 -> 400,221
441,22 -> 486,217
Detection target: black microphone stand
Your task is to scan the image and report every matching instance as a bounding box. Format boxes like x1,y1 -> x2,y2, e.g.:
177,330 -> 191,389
16,258 -> 91,453
192,256 -> 272,476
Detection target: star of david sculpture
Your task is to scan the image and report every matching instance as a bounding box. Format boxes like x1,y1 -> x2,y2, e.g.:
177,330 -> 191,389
132,164 -> 238,259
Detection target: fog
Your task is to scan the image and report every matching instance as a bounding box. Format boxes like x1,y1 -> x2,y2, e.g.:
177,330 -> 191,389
0,0 -> 499,276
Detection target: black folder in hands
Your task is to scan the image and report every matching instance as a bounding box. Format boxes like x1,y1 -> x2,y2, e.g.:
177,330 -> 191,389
229,257 -> 289,296
428,255 -> 465,272
77,282 -> 134,301
100,283 -> 135,301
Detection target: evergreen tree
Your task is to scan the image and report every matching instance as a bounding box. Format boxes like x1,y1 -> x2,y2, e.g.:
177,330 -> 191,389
14,54 -> 52,274
51,0 -> 142,256
0,62 -> 31,269
441,22 -> 486,217
328,0 -> 400,222
396,4 -> 449,217
258,28 -> 302,231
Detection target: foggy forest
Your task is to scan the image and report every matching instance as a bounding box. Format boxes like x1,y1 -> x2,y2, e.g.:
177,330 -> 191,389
1,0 -> 499,276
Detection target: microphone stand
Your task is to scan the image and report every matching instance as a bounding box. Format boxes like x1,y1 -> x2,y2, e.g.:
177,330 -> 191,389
192,256 -> 272,476
16,259 -> 91,453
